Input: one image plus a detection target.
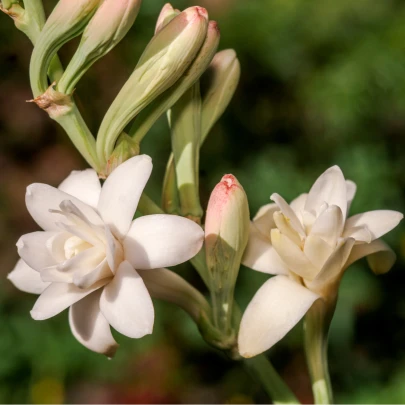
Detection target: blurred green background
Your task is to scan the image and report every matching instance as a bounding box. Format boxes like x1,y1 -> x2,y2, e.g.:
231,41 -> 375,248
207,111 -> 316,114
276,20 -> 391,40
1,0 -> 405,403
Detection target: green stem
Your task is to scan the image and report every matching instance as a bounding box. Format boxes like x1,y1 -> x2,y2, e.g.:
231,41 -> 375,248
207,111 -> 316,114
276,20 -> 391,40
137,193 -> 164,216
304,299 -> 335,404
243,355 -> 300,404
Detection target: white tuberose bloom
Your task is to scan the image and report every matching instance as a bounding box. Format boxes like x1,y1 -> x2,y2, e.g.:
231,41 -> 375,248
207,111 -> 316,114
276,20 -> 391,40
8,155 -> 204,357
239,165 -> 403,358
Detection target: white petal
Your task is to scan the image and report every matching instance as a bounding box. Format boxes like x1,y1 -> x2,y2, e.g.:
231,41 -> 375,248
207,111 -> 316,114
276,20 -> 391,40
30,279 -> 108,320
290,193 -> 308,222
252,203 -> 278,238
344,239 -> 396,275
305,166 -> 347,218
8,259 -> 50,294
97,155 -> 152,238
124,215 -> 204,269
303,235 -> 334,270
58,169 -> 101,209
46,232 -> 71,262
17,232 -> 57,271
105,225 -> 123,274
344,210 -> 403,241
273,211 -> 301,246
26,184 -> 103,231
238,275 -> 319,358
100,261 -> 154,338
270,193 -> 305,237
307,238 -> 355,290
346,180 -> 356,214
242,224 -> 289,275
73,259 -> 113,289
271,229 -> 318,280
342,225 -> 372,243
310,205 -> 344,247
69,290 -> 118,357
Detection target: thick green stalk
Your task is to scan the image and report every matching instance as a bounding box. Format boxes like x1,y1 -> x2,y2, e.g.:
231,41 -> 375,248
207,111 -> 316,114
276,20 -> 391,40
304,299 -> 335,404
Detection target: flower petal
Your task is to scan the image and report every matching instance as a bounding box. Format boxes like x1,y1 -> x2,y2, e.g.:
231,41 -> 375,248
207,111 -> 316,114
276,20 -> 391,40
73,259 -> 113,289
252,203 -> 278,238
97,155 -> 152,238
270,193 -> 305,237
17,231 -> 58,271
26,184 -> 103,231
344,210 -> 403,241
238,275 -> 319,358
346,180 -> 356,214
310,205 -> 344,247
124,215 -> 204,269
30,279 -> 108,320
100,261 -> 154,338
8,259 -> 50,294
305,166 -> 347,218
69,290 -> 118,357
271,229 -> 318,280
303,235 -> 334,270
46,232 -> 71,262
342,225 -> 372,243
307,237 -> 355,290
290,193 -> 308,222
242,224 -> 289,275
344,239 -> 396,275
58,169 -> 101,209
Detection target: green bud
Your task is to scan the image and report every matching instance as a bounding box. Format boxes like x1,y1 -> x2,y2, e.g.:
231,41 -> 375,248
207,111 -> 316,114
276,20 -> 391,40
102,133 -> 140,178
96,6 -> 209,166
155,3 -> 180,34
205,174 -> 250,334
162,153 -> 181,214
29,0 -> 102,97
200,49 -> 241,144
57,0 -> 142,94
169,82 -> 203,222
129,20 -> 220,144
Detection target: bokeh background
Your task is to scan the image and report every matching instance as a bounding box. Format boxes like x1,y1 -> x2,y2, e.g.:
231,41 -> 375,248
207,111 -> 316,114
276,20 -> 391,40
1,0 -> 405,403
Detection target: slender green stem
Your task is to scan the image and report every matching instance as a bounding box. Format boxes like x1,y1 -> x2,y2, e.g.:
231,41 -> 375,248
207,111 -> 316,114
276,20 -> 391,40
304,299 -> 335,404
243,355 -> 300,404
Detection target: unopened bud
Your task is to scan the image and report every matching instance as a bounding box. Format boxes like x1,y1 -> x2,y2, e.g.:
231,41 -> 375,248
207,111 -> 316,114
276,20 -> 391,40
205,174 -> 250,334
200,49 -> 240,143
96,6 -> 209,165
102,133 -> 140,178
29,0 -> 102,97
58,0 -> 142,94
155,3 -> 180,34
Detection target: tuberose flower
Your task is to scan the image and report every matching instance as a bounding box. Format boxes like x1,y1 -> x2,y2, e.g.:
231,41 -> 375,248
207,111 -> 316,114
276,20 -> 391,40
8,155 -> 204,357
238,165 -> 403,358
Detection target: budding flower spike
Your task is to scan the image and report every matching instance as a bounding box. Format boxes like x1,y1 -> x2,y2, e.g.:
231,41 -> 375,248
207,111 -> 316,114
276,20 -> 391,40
8,155 -> 204,357
239,165 -> 403,358
205,174 -> 250,334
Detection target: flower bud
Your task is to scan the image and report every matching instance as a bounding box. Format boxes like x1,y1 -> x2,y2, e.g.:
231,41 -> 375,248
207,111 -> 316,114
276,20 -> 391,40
200,49 -> 240,143
96,6 -> 209,165
57,0 -> 142,94
29,0 -> 102,97
155,3 -> 180,34
205,174 -> 250,333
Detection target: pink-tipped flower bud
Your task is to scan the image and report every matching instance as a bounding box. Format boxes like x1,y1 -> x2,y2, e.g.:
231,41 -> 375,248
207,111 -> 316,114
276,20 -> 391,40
155,3 -> 180,34
205,174 -> 250,333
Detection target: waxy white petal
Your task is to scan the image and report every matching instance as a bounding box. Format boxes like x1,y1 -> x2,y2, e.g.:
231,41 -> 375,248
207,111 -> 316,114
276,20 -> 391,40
242,224 -> 289,275
8,259 -> 50,294
46,232 -> 71,262
305,166 -> 347,218
17,231 -> 58,271
58,169 -> 101,209
238,275 -> 319,358
100,261 -> 154,338
271,229 -> 318,280
270,193 -> 305,237
303,235 -> 334,270
252,203 -> 278,238
342,225 -> 372,243
310,205 -> 344,247
290,193 -> 308,222
273,211 -> 302,246
346,180 -> 356,213
344,239 -> 396,275
124,215 -> 204,269
26,184 -> 103,231
69,290 -> 118,357
344,210 -> 403,241
98,155 -> 152,238
72,259 -> 112,289
31,279 -> 108,320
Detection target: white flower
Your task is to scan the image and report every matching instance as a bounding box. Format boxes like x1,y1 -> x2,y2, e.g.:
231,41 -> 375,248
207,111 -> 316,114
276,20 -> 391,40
238,165 -> 403,358
8,155 -> 204,357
